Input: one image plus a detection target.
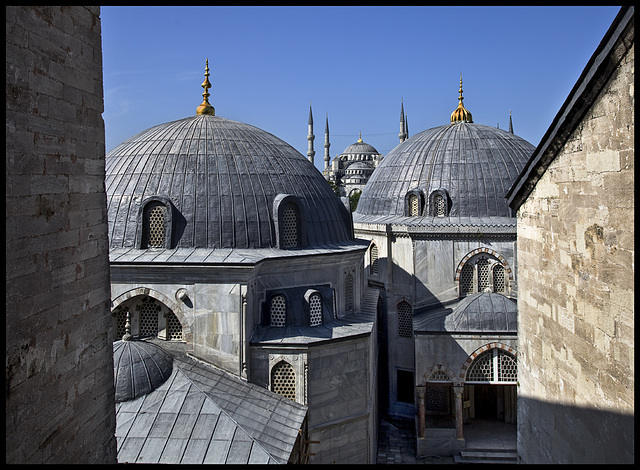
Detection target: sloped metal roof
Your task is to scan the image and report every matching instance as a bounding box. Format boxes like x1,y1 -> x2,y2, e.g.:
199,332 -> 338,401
354,122 -> 534,221
115,340 -> 307,464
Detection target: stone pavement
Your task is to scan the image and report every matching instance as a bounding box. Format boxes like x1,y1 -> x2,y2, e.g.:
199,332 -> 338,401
376,417 -> 455,464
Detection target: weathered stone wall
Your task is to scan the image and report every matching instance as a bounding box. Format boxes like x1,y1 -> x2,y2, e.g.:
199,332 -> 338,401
516,38 -> 634,463
6,6 -> 117,463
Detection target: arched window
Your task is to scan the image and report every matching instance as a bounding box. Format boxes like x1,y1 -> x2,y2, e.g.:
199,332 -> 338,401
345,273 -> 354,312
281,203 -> 299,248
309,293 -> 322,326
370,243 -> 379,275
434,194 -> 446,217
274,195 -> 304,249
458,254 -> 510,297
137,296 -> 160,337
270,295 -> 287,327
429,189 -> 450,217
397,300 -> 413,338
138,196 -> 174,249
271,361 -> 296,400
466,349 -> 517,384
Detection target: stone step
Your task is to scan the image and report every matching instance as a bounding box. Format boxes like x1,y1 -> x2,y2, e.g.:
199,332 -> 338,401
454,450 -> 517,464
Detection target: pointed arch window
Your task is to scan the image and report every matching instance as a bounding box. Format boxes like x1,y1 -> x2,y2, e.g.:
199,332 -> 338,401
405,189 -> 425,217
309,293 -> 323,326
370,243 -> 379,275
429,189 -> 450,217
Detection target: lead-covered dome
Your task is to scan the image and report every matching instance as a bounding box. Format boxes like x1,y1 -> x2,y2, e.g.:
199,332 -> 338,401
354,122 -> 534,220
106,97 -> 353,251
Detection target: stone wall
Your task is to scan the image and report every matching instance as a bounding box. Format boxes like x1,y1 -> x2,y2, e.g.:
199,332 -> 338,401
5,6 -> 117,463
515,34 -> 634,463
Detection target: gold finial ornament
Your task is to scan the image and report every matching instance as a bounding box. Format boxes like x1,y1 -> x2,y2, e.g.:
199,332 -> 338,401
358,131 -> 363,143
196,59 -> 215,116
450,74 -> 473,123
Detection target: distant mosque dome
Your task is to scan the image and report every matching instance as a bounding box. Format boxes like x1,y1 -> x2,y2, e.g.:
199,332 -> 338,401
354,77 -> 534,221
106,60 -> 353,251
342,136 -> 380,157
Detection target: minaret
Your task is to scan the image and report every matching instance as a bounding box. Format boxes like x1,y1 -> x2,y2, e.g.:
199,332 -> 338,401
405,113 -> 409,140
307,103 -> 315,165
324,113 -> 331,172
509,110 -> 513,134
399,98 -> 407,143
196,59 -> 215,116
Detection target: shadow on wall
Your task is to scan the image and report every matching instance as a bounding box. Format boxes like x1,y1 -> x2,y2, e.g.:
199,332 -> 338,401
517,395 -> 634,464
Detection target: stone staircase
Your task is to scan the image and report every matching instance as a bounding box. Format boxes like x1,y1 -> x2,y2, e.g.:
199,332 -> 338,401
453,448 -> 517,464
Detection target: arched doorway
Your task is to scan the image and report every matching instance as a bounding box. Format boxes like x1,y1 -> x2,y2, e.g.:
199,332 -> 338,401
463,347 -> 517,424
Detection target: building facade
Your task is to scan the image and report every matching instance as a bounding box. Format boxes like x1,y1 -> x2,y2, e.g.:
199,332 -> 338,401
353,78 -> 534,456
105,65 -> 378,463
506,6 -> 634,464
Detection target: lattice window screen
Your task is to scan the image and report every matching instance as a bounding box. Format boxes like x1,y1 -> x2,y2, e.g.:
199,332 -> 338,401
370,244 -> 379,275
408,194 -> 420,216
477,258 -> 490,292
498,351 -> 517,382
460,263 -> 474,295
114,307 -> 128,340
281,205 -> 298,248
309,294 -> 322,326
397,301 -> 413,338
466,351 -> 493,382
147,204 -> 166,248
137,296 -> 160,337
167,311 -> 183,340
493,264 -> 505,293
270,295 -> 287,327
429,370 -> 451,382
271,361 -> 296,401
425,386 -> 448,412
434,195 -> 446,216
345,274 -> 354,311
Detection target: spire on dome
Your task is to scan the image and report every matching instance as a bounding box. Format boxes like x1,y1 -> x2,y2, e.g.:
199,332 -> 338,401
450,73 -> 473,123
399,98 -> 407,143
509,110 -> 513,134
196,59 -> 215,115
358,131 -> 363,143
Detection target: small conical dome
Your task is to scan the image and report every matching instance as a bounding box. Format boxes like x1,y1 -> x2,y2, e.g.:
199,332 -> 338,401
444,292 -> 517,332
113,339 -> 173,402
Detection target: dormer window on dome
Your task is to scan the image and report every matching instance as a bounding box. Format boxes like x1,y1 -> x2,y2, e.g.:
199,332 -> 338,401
137,196 -> 174,249
274,195 -> 305,249
429,189 -> 450,217
405,189 -> 425,217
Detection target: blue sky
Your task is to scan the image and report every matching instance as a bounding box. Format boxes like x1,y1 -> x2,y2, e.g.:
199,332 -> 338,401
101,5 -> 621,173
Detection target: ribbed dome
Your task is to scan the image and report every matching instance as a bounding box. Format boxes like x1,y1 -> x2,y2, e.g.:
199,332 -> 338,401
354,122 -> 534,219
113,339 -> 173,402
443,292 -> 517,332
106,114 -> 353,249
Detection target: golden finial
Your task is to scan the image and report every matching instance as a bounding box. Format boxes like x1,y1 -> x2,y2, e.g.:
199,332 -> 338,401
196,58 -> 215,116
357,131 -> 363,143
450,73 -> 473,123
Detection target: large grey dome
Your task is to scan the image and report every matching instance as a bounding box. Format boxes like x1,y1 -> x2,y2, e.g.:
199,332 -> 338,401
106,114 -> 353,249
354,122 -> 534,220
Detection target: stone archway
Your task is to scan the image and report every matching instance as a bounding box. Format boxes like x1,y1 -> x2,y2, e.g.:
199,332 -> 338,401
111,287 -> 192,344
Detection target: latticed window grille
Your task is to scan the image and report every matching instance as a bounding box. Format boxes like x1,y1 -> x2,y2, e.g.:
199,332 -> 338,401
466,349 -> 517,383
345,274 -> 354,311
397,301 -> 413,338
136,296 -> 160,337
370,244 -> 379,275
270,295 -> 287,327
498,351 -> 517,382
477,258 -> 490,292
425,386 -> 448,412
434,194 -> 446,217
167,311 -> 183,340
460,263 -> 474,295
428,370 -> 451,382
147,204 -> 166,248
309,293 -> 322,326
467,350 -> 494,382
493,264 -> 506,293
114,307 -> 129,340
408,194 -> 420,216
281,205 -> 299,248
271,361 -> 296,401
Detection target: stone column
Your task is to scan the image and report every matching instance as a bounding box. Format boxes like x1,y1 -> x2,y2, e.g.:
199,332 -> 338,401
416,386 -> 426,438
454,385 -> 464,440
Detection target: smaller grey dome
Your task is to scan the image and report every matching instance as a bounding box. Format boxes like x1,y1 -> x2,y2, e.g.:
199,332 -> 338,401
343,139 -> 379,156
444,292 -> 517,332
113,339 -> 173,402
